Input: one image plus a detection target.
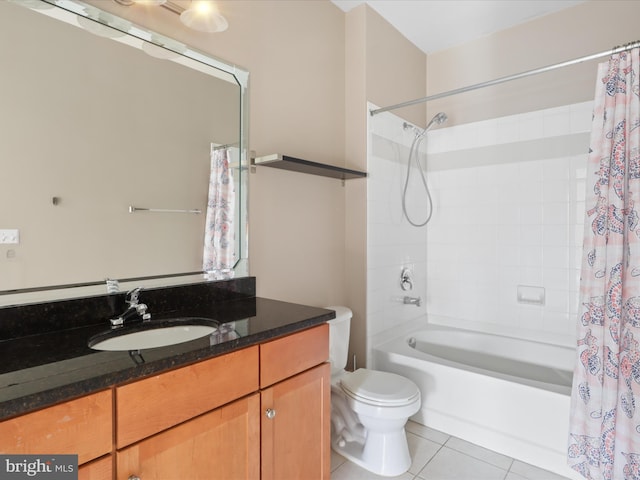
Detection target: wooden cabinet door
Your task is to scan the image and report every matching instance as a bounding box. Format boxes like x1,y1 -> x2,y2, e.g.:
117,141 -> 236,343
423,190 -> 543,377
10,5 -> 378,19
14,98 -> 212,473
261,363 -> 330,480
117,393 -> 260,480
78,456 -> 113,480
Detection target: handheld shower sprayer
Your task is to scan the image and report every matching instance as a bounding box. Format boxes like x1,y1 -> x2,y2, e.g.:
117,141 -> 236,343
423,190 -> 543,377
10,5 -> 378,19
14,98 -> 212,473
426,112 -> 447,130
402,112 -> 447,227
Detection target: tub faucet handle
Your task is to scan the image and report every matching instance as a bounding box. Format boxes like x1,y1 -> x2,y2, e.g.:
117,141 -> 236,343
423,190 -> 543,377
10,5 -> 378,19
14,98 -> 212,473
401,268 -> 413,291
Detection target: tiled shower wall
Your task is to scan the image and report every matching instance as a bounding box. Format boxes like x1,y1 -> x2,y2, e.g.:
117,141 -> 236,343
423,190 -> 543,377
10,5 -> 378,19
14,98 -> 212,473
367,104 -> 430,353
367,101 -> 593,351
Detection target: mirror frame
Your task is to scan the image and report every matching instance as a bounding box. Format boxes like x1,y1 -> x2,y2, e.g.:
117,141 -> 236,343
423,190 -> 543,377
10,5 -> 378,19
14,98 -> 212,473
1,0 -> 249,306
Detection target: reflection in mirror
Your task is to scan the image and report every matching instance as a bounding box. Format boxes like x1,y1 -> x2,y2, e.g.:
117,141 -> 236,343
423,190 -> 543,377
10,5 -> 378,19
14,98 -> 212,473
0,0 -> 249,306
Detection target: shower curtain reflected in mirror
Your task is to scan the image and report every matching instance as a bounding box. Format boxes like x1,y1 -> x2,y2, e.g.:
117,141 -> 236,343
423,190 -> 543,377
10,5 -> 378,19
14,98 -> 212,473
203,146 -> 235,279
569,47 -> 640,480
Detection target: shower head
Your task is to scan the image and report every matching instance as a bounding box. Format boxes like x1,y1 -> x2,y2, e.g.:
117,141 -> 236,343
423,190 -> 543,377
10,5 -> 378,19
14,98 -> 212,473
403,112 -> 447,139
425,112 -> 447,131
411,112 -> 447,138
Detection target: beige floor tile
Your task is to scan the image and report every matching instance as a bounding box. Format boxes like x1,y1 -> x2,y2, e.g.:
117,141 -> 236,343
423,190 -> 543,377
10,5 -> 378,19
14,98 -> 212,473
406,432 -> 443,475
331,458 -> 415,480
444,436 -> 513,470
416,446 -> 508,480
510,460 -> 573,480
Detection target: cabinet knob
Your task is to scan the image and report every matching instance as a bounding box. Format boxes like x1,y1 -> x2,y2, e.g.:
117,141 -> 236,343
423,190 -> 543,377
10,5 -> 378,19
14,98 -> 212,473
128,475 -> 141,480
265,408 -> 276,419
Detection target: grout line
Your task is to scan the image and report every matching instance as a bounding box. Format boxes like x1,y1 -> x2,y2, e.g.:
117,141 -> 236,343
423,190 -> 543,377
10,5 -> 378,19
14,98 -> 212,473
413,442 -> 447,480
443,436 -> 515,471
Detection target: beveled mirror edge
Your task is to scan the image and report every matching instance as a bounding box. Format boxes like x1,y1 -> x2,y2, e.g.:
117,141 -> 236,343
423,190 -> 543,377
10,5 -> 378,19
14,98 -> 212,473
1,0 -> 250,307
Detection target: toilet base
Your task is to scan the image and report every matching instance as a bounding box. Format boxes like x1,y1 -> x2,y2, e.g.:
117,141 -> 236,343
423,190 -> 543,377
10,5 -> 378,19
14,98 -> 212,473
332,427 -> 412,477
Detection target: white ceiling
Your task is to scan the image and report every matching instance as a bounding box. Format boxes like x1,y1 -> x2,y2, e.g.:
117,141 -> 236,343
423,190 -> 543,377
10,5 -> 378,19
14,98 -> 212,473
331,0 -> 585,54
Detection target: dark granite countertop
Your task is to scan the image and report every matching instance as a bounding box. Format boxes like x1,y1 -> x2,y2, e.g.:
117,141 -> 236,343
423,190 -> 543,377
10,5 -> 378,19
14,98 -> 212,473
0,280 -> 335,421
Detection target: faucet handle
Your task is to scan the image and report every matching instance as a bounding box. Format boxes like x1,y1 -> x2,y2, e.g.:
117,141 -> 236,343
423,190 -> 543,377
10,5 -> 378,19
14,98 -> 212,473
400,268 -> 413,291
135,303 -> 151,321
126,287 -> 142,306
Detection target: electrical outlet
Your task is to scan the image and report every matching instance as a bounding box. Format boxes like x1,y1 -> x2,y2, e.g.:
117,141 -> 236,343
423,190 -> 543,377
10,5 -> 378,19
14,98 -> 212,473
0,229 -> 19,244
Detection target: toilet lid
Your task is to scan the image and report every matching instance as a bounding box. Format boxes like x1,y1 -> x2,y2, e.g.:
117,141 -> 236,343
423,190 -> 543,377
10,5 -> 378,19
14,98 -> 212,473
340,368 -> 420,406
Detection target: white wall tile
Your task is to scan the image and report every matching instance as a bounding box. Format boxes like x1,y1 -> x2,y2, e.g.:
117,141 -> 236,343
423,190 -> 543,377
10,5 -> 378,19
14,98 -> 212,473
367,101 -> 589,346
543,106 -> 572,137
544,202 -> 570,225
570,101 -> 594,133
496,117 -> 520,144
544,179 -> 571,203
518,111 -> 545,141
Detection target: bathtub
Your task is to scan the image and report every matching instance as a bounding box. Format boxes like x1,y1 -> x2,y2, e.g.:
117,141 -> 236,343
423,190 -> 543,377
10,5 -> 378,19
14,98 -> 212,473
372,325 -> 582,480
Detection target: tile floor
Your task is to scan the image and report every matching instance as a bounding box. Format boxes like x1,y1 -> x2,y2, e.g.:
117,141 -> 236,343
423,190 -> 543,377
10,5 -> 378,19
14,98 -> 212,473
330,421 -> 572,480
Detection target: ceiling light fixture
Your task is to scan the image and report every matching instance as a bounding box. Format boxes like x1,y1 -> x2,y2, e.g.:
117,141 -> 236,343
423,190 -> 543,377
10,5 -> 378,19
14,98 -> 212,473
180,1 -> 228,33
113,0 -> 228,33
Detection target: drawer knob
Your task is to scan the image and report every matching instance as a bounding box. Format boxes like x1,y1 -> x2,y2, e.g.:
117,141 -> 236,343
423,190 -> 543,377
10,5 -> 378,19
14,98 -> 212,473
128,475 -> 141,480
265,408 -> 276,419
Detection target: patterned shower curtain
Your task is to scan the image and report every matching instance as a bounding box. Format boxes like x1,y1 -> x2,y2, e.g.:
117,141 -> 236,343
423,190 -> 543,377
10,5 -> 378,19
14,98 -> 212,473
202,146 -> 235,279
568,47 -> 640,480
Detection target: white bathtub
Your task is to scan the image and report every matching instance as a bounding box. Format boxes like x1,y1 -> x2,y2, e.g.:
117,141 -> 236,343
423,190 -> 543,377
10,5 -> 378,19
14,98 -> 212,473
372,325 -> 581,479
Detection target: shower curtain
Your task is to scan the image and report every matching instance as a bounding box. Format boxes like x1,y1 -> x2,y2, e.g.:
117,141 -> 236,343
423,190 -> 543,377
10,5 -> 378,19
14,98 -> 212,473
202,146 -> 235,279
569,47 -> 640,480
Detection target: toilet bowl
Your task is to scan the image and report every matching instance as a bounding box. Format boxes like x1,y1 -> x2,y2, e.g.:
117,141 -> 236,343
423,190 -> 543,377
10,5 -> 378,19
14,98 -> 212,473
327,306 -> 421,477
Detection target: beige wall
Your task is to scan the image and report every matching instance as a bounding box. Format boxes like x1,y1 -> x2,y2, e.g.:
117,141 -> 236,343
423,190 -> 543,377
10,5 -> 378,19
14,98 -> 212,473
82,0 -> 349,307
345,5 -> 426,367
426,0 -> 640,126
83,0 -> 426,364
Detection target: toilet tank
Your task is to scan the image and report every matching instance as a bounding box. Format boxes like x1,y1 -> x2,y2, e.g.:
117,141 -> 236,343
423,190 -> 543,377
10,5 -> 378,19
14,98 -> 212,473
326,306 -> 352,374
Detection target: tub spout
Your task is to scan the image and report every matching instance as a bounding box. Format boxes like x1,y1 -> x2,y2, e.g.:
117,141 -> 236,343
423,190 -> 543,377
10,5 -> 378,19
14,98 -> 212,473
403,296 -> 421,307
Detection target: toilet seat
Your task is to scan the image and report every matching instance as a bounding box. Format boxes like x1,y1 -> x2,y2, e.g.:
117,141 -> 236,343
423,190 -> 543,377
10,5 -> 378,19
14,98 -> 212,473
340,368 -> 420,407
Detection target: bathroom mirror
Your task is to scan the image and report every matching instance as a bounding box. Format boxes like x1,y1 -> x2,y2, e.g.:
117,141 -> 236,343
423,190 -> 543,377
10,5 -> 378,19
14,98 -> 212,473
0,0 -> 249,306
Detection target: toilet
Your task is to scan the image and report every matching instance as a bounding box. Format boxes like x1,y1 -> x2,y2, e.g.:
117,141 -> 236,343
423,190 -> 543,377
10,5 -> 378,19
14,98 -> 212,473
327,306 -> 421,477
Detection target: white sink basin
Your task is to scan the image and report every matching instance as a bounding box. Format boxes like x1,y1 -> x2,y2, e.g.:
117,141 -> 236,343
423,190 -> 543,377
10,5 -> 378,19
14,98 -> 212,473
88,318 -> 218,351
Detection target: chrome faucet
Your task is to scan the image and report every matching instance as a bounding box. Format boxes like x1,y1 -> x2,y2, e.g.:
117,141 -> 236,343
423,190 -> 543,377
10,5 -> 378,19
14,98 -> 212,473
110,287 -> 151,327
403,296 -> 422,307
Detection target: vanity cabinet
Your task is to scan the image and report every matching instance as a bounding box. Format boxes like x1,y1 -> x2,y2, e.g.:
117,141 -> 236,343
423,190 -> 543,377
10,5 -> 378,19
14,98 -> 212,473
115,346 -> 260,480
117,394 -> 260,479
0,323 -> 329,480
115,346 -> 259,449
260,323 -> 331,480
0,389 -> 113,479
261,364 -> 330,480
117,323 -> 329,480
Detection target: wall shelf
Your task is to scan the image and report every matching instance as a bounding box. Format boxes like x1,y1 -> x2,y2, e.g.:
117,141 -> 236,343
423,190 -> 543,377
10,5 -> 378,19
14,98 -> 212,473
253,154 -> 367,180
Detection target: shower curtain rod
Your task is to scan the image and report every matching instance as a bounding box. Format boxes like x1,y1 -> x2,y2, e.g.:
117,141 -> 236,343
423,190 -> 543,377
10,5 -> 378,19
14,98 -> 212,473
369,41 -> 640,116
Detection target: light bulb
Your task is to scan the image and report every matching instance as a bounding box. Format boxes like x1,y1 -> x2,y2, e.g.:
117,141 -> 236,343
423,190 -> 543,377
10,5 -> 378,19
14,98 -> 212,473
193,1 -> 212,14
180,1 -> 228,33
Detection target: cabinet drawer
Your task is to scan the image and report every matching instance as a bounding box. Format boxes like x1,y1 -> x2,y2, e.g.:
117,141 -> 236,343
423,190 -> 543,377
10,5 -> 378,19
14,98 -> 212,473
0,390 -> 112,465
260,324 -> 329,388
116,345 -> 259,448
